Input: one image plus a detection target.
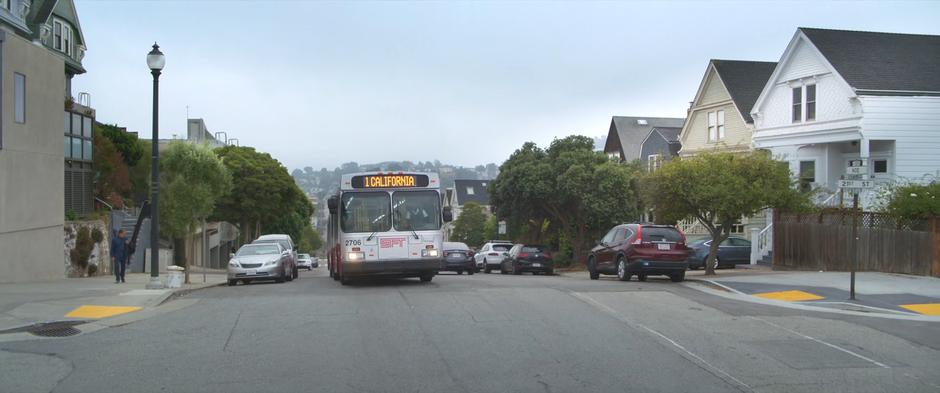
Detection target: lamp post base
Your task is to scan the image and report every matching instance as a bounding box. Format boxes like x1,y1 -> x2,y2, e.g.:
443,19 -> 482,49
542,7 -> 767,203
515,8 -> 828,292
145,276 -> 165,290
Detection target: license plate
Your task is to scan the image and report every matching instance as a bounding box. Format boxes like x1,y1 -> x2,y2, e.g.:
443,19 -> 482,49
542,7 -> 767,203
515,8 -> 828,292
246,269 -> 257,275
532,263 -> 542,267
449,253 -> 462,258
657,244 -> 670,250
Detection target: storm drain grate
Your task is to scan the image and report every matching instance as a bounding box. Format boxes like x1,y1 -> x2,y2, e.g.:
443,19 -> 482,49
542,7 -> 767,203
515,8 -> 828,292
0,320 -> 87,337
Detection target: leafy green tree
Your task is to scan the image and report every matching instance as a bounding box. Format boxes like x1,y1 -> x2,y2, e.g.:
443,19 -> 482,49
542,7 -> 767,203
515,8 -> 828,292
641,151 -> 807,275
212,146 -> 312,244
97,123 -> 144,166
160,142 -> 232,283
883,181 -> 940,220
451,202 -> 487,247
298,225 -> 323,254
92,128 -> 131,203
491,136 -> 641,264
129,140 -> 152,201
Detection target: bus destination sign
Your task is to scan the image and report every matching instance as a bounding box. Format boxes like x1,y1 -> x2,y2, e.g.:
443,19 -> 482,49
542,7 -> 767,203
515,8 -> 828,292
352,174 -> 430,189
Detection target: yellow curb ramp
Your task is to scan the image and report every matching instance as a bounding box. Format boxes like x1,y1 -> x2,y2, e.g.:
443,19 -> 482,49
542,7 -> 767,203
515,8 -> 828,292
899,303 -> 940,316
65,305 -> 143,319
753,290 -> 824,302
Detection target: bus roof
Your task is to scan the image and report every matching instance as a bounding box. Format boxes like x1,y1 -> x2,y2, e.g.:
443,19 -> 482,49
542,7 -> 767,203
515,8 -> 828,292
340,172 -> 441,191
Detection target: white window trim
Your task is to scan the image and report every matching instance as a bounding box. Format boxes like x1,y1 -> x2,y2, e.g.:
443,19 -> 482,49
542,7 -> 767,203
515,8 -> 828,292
648,154 -> 662,172
707,110 -> 725,142
52,18 -> 72,56
466,186 -> 474,195
791,82 -> 817,123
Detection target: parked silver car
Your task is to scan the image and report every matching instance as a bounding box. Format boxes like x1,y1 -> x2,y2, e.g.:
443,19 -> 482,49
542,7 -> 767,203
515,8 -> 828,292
297,253 -> 316,270
252,234 -> 299,280
227,243 -> 294,285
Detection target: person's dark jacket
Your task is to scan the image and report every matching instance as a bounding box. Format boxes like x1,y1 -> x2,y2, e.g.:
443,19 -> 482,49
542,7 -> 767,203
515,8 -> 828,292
111,232 -> 128,262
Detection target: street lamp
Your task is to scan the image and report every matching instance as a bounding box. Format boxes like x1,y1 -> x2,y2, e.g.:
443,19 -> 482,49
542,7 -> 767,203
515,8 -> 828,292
146,43 -> 165,289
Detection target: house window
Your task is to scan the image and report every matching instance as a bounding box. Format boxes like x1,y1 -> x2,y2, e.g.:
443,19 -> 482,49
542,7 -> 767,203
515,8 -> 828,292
466,186 -> 474,195
707,110 -> 725,142
806,85 -> 816,121
792,87 -> 802,123
2,0 -> 10,11
53,19 -> 72,56
873,159 -> 888,174
648,154 -> 663,172
799,160 -> 815,192
14,73 -> 26,124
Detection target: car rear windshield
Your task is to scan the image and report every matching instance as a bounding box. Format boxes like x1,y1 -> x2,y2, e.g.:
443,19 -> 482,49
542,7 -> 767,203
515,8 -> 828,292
492,244 -> 512,252
641,227 -> 683,242
521,246 -> 547,253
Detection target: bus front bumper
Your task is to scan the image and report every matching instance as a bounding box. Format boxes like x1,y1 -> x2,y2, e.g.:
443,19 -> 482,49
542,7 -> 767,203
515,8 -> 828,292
342,259 -> 440,277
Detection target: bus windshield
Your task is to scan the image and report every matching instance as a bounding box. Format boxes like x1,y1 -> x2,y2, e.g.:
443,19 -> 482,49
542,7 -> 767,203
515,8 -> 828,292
393,191 -> 441,231
341,192 -> 392,233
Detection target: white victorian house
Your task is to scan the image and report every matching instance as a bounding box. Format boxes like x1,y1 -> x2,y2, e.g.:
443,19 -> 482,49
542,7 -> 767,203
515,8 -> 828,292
751,28 -> 940,209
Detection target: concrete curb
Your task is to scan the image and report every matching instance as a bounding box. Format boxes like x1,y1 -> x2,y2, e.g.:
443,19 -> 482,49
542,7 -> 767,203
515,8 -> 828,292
683,278 -> 940,322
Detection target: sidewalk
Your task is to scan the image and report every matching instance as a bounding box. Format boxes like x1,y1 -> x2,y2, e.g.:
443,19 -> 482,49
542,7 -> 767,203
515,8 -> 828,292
0,271 -> 226,337
693,269 -> 940,318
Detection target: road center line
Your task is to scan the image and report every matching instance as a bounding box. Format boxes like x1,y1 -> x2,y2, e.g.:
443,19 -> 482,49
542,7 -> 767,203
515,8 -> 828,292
570,292 -> 753,393
748,316 -> 890,369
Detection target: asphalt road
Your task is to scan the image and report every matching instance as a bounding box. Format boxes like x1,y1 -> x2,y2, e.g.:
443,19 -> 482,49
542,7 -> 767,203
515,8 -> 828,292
3,269 -> 940,393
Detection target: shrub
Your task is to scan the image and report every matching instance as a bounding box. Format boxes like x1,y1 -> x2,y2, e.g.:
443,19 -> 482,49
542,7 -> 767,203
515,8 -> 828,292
87,264 -> 98,276
91,228 -> 104,243
884,182 -> 940,220
71,227 -> 93,271
65,209 -> 77,221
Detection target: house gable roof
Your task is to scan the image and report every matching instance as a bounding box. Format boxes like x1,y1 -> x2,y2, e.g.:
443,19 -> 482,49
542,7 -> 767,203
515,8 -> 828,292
711,60 -> 777,123
453,179 -> 491,206
800,28 -> 940,94
603,116 -> 685,161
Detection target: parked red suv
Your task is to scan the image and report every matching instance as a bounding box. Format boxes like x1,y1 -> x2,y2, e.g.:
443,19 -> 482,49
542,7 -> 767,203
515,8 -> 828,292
588,224 -> 690,282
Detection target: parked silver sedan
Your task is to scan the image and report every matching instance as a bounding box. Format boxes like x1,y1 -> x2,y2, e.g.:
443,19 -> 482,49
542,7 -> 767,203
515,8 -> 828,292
227,243 -> 294,285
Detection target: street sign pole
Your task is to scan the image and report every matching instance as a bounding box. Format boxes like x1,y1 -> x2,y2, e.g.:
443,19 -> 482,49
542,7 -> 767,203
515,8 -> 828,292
851,193 -> 858,301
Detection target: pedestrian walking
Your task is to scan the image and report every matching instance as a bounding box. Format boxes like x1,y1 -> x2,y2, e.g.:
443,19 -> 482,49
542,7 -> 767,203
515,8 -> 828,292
111,229 -> 129,283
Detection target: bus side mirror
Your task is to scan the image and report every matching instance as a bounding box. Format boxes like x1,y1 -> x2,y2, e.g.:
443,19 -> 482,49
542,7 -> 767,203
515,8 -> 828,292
442,206 -> 453,223
327,196 -> 338,214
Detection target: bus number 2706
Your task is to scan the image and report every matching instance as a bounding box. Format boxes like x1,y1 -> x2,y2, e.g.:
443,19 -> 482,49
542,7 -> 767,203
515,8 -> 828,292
345,240 -> 362,247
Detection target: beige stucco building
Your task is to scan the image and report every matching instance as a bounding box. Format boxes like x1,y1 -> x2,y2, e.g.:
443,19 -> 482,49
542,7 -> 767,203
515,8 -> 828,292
0,29 -> 66,282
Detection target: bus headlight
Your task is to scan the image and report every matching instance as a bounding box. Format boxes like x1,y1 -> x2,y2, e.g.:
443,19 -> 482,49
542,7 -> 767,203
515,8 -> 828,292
422,249 -> 439,258
347,252 -> 365,261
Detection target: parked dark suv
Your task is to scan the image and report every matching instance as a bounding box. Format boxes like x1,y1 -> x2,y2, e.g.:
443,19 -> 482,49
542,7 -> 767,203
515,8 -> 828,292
588,224 -> 689,282
500,244 -> 553,275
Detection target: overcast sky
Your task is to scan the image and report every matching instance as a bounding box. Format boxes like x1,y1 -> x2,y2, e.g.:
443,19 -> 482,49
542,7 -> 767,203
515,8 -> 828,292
73,0 -> 940,171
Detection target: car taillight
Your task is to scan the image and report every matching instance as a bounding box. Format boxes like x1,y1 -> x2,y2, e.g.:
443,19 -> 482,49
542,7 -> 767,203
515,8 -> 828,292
633,226 -> 643,245
543,252 -> 552,259
488,252 -> 498,256
519,252 -> 530,258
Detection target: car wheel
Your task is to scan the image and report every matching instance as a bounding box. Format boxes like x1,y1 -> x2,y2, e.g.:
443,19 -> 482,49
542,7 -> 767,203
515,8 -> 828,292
467,268 -> 474,276
227,279 -> 237,286
617,258 -> 630,282
637,273 -> 648,282
285,267 -> 294,282
457,270 -> 463,275
588,257 -> 599,280
484,260 -> 491,274
500,264 -> 508,274
340,273 -> 351,285
420,274 -> 433,282
513,264 -> 522,275
242,279 -> 250,285
670,271 -> 686,282
293,266 -> 299,279
275,267 -> 286,283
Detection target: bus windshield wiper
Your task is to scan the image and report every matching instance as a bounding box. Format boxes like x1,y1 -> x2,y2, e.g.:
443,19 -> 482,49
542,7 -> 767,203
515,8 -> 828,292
366,231 -> 378,241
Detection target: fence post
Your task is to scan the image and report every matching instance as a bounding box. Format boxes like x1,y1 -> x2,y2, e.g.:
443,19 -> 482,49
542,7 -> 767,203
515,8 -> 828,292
750,227 -> 760,265
931,217 -> 940,278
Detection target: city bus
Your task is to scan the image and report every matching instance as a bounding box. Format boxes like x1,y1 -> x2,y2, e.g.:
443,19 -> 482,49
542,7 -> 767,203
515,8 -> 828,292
326,172 -> 452,285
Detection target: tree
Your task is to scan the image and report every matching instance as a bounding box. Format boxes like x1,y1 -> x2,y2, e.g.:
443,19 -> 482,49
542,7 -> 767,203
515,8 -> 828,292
641,151 -> 807,275
97,123 -> 143,166
92,128 -> 131,204
451,202 -> 487,247
160,142 -> 232,283
128,139 -> 152,203
299,225 -> 323,254
491,136 -> 641,264
212,146 -> 311,244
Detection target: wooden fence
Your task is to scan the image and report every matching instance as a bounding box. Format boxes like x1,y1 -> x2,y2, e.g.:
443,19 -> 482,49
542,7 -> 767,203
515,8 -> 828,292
773,210 -> 940,277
